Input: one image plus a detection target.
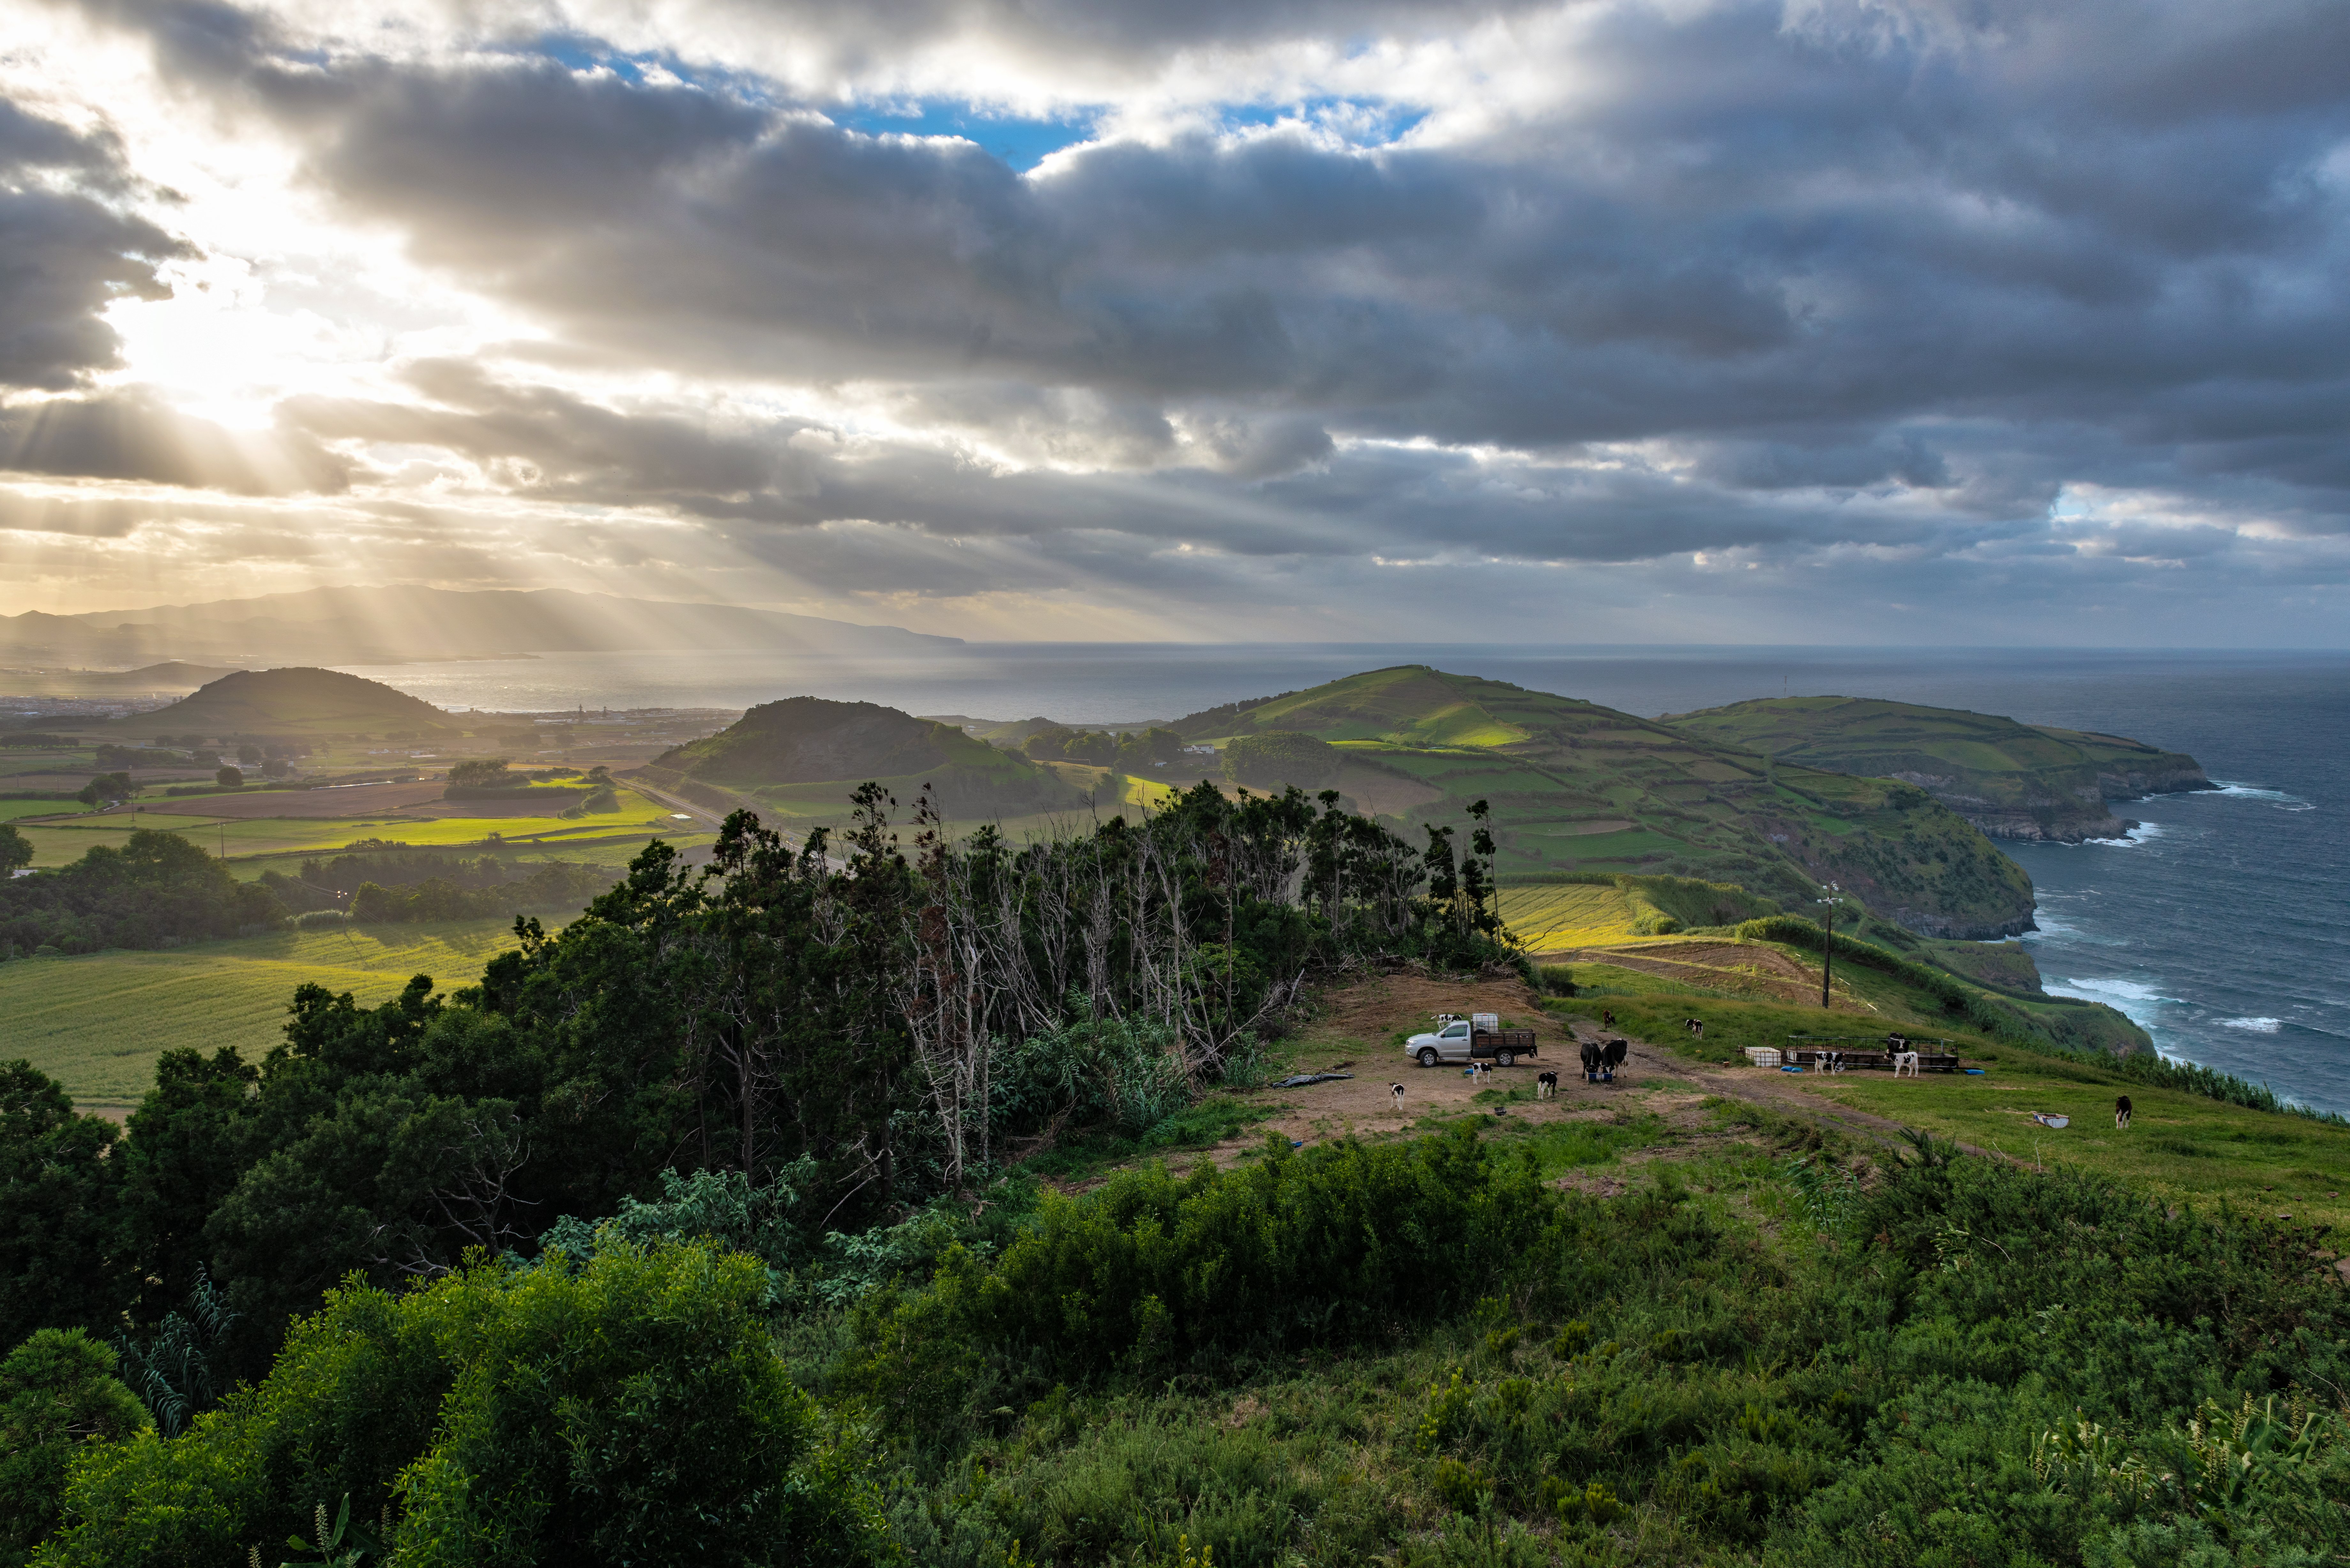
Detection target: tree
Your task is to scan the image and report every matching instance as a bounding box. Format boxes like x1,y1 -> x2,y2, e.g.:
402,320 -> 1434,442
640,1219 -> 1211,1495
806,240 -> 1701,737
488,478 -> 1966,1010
119,1050 -> 256,1325
72,775 -> 129,809
213,766 -> 241,789
0,1064 -> 130,1354
0,1329 -> 148,1564
445,758 -> 512,789
235,744 -> 260,765
0,825 -> 28,874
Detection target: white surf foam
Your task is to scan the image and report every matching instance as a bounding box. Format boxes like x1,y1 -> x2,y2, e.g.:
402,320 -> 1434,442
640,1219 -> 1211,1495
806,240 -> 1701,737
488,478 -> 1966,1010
2219,1016 -> 2283,1033
2212,781 -> 2314,810
2045,976 -> 2179,1028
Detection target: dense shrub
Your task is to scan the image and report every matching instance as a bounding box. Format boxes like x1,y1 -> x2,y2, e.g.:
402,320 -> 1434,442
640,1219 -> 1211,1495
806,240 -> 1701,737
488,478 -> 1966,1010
0,1332 -> 147,1567
33,1243 -> 891,1568
857,1127 -> 1550,1415
0,832 -> 284,958
1222,730 -> 1341,790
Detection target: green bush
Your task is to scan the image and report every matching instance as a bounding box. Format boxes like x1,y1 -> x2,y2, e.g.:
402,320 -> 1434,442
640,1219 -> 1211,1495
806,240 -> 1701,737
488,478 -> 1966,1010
34,1242 -> 891,1567
0,1331 -> 148,1567
857,1127 -> 1549,1416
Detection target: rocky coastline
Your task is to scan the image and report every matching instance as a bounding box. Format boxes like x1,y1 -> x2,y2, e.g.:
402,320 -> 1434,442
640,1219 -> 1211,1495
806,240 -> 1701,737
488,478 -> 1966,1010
1889,758 -> 2211,844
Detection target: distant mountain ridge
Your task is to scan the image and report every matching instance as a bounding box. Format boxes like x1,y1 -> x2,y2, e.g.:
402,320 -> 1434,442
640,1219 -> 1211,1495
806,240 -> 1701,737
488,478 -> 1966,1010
1169,665 -> 2040,940
647,696 -> 1083,819
0,586 -> 960,667
110,667 -> 459,736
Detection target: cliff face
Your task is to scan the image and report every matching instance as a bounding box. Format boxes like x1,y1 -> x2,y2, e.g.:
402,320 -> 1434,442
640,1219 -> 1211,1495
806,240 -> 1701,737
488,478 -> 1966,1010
1662,698 -> 2212,847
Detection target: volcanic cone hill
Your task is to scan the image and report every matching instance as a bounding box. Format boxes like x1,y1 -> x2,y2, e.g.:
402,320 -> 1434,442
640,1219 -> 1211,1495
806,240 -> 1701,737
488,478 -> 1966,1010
110,667 -> 458,737
1661,696 -> 2211,842
1173,665 -> 2037,939
644,696 -> 1084,821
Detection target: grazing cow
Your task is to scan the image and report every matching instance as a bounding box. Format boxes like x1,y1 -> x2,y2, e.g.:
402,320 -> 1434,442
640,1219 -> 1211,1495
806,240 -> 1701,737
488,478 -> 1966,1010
1391,1082 -> 1407,1111
2115,1094 -> 2133,1129
1885,1032 -> 1910,1052
1893,1050 -> 1921,1078
1536,1071 -> 1558,1099
1602,1010 -> 1616,1029
1603,1038 -> 1628,1082
1685,1018 -> 1706,1039
1579,1038 -> 1603,1084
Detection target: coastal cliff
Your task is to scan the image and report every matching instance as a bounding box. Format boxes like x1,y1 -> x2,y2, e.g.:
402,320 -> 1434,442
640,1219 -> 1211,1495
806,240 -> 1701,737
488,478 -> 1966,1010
1664,697 -> 2211,845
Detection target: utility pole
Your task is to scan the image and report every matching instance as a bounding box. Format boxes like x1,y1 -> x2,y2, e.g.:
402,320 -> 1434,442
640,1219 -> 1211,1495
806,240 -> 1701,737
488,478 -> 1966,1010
1816,883 -> 1842,1008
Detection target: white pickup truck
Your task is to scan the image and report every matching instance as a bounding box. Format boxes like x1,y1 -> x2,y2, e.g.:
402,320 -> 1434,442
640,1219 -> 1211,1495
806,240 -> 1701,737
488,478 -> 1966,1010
1404,1013 -> 1539,1069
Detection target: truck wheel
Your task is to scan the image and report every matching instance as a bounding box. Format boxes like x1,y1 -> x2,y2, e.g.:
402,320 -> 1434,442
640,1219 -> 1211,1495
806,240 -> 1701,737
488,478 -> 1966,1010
1418,1048 -> 1437,1069
1497,1050 -> 1515,1068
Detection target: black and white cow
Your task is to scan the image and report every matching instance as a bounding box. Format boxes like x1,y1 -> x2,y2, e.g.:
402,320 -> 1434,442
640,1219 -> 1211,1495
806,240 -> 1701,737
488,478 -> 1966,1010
1580,1038 -> 1603,1084
1602,1038 -> 1628,1082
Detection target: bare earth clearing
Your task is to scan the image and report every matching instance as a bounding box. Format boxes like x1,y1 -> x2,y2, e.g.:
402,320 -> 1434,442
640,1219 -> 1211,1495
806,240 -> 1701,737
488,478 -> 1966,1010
1199,970 -> 1964,1172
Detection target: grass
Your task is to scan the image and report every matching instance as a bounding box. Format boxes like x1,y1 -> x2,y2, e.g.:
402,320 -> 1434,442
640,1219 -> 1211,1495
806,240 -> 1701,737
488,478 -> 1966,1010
1804,1060 -> 2350,1232
0,799 -> 91,822
0,917 -> 552,1108
1018,1095 -> 1280,1181
12,789 -> 689,865
1553,987 -> 2350,1234
1497,882 -> 1640,949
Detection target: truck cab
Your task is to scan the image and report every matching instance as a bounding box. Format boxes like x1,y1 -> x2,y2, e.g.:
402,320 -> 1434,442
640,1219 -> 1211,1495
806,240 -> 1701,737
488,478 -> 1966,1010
1403,1012 -> 1536,1069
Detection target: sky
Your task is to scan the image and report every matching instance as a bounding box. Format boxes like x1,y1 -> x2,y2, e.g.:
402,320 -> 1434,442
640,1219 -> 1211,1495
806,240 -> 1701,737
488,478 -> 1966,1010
0,0 -> 2346,643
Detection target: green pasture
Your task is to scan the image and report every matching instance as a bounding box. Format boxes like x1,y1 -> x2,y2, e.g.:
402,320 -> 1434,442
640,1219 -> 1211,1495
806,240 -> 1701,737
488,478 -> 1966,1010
1498,881 -> 1640,949
11,787 -> 689,865
1804,1058 -> 2350,1232
1554,987 -> 2350,1234
0,917 -> 552,1108
0,799 -> 90,823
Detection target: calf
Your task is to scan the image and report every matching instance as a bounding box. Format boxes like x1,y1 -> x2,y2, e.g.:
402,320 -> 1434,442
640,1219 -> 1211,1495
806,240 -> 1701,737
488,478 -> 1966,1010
1579,1038 -> 1603,1084
1602,1010 -> 1616,1029
1685,1017 -> 1706,1039
1536,1071 -> 1558,1099
1893,1050 -> 1921,1078
1602,1037 -> 1628,1082
1391,1082 -> 1407,1111
2115,1094 -> 2133,1129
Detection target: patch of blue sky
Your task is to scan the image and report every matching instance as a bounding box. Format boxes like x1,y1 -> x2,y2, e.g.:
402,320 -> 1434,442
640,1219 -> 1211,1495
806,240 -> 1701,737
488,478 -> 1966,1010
834,103 -> 1099,170
507,34 -> 784,105
1217,97 -> 1429,147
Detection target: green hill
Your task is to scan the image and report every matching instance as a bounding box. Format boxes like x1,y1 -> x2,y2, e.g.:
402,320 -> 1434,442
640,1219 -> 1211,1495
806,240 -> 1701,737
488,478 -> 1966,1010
1660,695 -> 2210,841
646,696 -> 1084,821
1175,666 -> 2036,939
109,667 -> 458,738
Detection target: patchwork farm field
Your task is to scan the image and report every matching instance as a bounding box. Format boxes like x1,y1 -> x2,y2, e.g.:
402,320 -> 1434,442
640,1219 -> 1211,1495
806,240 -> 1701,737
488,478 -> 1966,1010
0,917 -> 555,1109
1496,881 -> 1641,950
10,787 -> 694,865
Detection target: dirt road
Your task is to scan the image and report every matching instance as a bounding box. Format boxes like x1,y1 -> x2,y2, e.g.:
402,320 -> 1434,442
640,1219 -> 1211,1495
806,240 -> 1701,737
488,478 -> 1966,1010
1211,969 -> 1950,1164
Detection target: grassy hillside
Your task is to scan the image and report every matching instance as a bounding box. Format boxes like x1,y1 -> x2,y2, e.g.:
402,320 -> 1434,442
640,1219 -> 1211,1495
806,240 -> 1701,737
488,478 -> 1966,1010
1662,695 -> 2211,842
647,695 -> 1086,822
1544,986 -> 2348,1229
0,918 -> 547,1107
108,666 -> 459,738
1176,666 -> 2036,938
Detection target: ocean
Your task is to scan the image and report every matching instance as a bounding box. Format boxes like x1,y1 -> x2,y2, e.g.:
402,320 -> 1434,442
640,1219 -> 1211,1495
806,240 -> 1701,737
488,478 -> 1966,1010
337,645 -> 2350,1115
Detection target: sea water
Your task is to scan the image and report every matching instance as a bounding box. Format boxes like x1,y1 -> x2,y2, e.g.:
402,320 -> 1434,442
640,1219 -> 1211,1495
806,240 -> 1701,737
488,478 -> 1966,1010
337,645 -> 2350,1115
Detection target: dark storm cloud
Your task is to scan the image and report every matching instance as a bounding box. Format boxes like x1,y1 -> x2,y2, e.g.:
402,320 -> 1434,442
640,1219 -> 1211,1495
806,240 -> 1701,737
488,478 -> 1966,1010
0,393 -> 351,492
58,0 -> 2350,636
0,97 -> 191,391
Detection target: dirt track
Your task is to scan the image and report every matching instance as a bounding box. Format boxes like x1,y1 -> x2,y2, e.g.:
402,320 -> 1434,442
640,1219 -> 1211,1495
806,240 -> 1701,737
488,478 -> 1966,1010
1203,970 -> 1953,1167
